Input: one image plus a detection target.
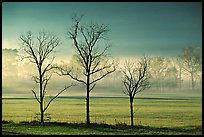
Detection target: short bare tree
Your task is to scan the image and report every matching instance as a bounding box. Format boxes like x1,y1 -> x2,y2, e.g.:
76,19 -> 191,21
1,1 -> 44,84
121,57 -> 150,126
56,14 -> 116,124
20,31 -> 73,123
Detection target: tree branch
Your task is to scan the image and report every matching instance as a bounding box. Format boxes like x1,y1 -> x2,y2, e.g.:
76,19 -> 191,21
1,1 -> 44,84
90,66 -> 116,85
89,83 -> 96,92
56,66 -> 87,85
31,87 -> 41,104
42,57 -> 55,77
43,84 -> 75,112
42,74 -> 52,98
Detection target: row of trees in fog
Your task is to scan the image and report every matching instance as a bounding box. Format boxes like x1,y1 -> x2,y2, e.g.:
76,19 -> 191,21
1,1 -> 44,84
3,47 -> 202,91
3,14 -> 202,125
148,49 -> 202,90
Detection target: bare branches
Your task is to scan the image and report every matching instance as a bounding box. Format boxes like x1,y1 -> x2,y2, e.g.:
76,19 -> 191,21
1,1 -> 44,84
31,87 -> 40,104
42,57 -> 55,77
55,65 -> 87,85
43,83 -> 75,112
178,47 -> 202,89
55,14 -> 115,124
89,83 -> 96,92
19,30 -> 61,123
90,65 -> 116,85
37,32 -> 60,65
32,75 -> 40,84
20,31 -> 60,69
20,31 -> 38,66
80,23 -> 109,48
42,74 -> 53,98
59,14 -> 116,94
122,57 -> 150,99
121,57 -> 150,127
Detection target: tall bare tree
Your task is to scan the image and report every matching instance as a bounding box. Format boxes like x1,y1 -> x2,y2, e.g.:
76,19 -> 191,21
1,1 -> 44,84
179,47 -> 202,90
175,57 -> 183,88
56,15 -> 116,124
20,31 -> 73,123
121,57 -> 150,126
149,56 -> 167,90
163,66 -> 180,88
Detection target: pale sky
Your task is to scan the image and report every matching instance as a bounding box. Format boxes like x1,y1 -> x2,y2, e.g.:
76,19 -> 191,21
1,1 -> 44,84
2,2 -> 202,58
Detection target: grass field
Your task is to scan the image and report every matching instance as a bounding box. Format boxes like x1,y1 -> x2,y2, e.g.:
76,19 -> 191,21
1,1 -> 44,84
2,89 -> 202,135
2,121 -> 202,135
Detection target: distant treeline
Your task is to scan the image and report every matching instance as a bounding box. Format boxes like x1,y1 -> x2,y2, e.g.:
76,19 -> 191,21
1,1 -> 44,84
2,47 -> 202,91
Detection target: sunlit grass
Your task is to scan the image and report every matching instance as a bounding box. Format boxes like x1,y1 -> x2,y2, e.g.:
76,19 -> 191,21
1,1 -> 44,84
2,90 -> 202,128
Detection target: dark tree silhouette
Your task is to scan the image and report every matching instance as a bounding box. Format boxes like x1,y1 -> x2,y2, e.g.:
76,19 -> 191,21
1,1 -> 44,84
56,14 -> 116,124
121,57 -> 150,126
20,31 -> 73,123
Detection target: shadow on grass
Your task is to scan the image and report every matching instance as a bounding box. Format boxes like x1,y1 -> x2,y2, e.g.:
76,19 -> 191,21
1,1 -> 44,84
2,121 -> 202,135
2,131 -> 26,135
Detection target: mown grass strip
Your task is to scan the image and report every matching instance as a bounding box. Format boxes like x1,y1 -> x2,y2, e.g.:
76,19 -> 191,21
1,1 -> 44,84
2,121 -> 202,135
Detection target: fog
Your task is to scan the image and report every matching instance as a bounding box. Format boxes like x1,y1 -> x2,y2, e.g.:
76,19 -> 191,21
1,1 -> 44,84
2,49 -> 201,98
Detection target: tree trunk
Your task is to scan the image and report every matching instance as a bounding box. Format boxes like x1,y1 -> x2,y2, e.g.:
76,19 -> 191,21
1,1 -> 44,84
40,81 -> 44,123
86,75 -> 90,124
191,72 -> 195,90
40,106 -> 44,123
179,67 -> 182,88
129,97 -> 134,126
39,66 -> 44,123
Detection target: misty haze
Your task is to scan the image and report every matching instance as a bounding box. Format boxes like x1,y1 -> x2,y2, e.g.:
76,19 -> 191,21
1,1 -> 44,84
2,2 -> 202,135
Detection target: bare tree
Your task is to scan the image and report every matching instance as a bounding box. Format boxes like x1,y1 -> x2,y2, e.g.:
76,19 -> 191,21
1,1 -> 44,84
175,57 -> 183,88
56,14 -> 116,124
121,57 -> 150,126
163,66 -> 180,88
179,47 -> 202,90
20,31 -> 73,123
149,56 -> 167,90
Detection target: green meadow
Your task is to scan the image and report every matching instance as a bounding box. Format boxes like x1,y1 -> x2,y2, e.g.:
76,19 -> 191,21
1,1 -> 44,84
2,89 -> 202,135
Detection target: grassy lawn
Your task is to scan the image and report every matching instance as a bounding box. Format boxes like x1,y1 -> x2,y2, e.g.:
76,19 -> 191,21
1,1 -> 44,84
2,89 -> 202,135
2,121 -> 202,135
